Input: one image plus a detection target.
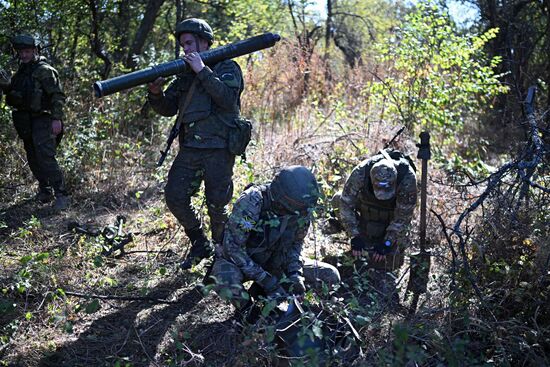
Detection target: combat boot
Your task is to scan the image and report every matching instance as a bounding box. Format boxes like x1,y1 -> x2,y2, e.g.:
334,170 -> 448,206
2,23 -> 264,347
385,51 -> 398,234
180,227 -> 213,270
35,187 -> 54,203
53,194 -> 70,211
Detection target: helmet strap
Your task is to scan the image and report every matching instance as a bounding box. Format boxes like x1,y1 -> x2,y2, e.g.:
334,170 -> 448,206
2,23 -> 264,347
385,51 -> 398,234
192,34 -> 201,53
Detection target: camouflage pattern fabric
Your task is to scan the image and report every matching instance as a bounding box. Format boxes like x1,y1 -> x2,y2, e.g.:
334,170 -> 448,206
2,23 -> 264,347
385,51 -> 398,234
164,147 -> 235,243
148,59 -> 242,149
4,58 -> 67,195
6,57 -> 65,120
339,154 -> 417,249
149,58 -> 243,244
211,185 -> 340,306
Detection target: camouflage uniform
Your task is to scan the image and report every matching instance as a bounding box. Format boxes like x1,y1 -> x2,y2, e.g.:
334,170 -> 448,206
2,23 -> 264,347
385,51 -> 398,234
211,184 -> 340,307
149,54 -> 243,246
336,150 -> 417,305
339,151 -> 417,253
3,54 -> 68,199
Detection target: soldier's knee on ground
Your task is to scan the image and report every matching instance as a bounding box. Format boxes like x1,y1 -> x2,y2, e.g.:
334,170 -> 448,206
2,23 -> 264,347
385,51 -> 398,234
303,259 -> 341,289
211,258 -> 249,307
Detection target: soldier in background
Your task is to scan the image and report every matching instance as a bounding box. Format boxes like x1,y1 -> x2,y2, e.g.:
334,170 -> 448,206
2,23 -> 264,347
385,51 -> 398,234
2,34 -> 70,210
148,18 -> 244,270
334,149 -> 417,305
211,166 -> 341,314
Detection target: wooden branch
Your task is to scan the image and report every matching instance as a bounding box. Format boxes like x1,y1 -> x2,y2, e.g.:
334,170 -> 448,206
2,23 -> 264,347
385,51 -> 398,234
64,290 -> 179,304
125,0 -> 166,69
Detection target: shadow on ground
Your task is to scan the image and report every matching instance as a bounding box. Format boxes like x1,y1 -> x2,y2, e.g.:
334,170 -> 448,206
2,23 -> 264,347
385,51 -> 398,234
37,278 -> 205,367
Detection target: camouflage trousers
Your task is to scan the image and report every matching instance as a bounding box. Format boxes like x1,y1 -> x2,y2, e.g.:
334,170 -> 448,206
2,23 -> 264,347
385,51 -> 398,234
211,257 -> 341,308
12,111 -> 66,195
164,147 -> 235,243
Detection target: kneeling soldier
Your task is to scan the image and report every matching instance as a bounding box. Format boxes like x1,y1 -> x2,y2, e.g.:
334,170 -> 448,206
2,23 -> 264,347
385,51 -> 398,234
336,149 -> 417,304
211,166 -> 340,312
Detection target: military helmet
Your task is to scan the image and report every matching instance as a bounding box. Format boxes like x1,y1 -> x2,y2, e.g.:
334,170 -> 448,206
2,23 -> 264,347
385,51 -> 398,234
270,166 -> 320,213
11,34 -> 38,50
175,18 -> 214,45
370,159 -> 397,200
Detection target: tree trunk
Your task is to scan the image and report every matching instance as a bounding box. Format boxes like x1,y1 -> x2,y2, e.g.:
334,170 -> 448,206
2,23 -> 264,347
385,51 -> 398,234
125,0 -> 166,69
324,0 -> 333,82
114,0 -> 131,63
175,0 -> 185,58
324,0 -> 333,58
89,0 -> 112,79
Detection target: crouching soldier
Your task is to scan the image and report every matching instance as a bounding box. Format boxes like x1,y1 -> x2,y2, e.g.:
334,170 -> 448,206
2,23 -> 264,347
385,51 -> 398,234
211,166 -> 341,314
335,149 -> 417,305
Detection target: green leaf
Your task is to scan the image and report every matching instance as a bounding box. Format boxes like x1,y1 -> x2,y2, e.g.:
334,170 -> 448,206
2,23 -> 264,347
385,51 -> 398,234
312,323 -> 323,339
35,252 -> 49,262
85,299 -> 101,314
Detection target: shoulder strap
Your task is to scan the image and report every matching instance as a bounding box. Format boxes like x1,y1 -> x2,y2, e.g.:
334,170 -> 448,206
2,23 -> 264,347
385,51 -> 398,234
259,184 -> 272,213
380,148 -> 417,173
180,79 -> 198,113
379,149 -> 393,162
174,78 -> 198,128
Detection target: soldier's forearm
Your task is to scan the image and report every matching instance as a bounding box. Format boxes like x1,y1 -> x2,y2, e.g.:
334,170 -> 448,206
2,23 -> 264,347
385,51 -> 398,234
148,93 -> 178,117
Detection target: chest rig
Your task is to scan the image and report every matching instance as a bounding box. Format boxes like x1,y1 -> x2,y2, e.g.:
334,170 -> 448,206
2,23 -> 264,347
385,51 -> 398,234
245,185 -> 303,274
7,60 -> 48,112
357,150 -> 413,241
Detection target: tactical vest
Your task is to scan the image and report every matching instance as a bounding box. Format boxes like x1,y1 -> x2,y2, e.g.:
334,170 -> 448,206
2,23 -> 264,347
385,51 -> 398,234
245,185 -> 303,275
6,60 -> 49,113
357,150 -> 414,241
178,60 -> 244,148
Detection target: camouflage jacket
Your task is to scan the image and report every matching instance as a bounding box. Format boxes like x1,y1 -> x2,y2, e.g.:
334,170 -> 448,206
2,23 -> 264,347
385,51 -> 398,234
5,57 -> 65,120
339,154 -> 417,248
221,185 -> 309,283
148,59 -> 243,149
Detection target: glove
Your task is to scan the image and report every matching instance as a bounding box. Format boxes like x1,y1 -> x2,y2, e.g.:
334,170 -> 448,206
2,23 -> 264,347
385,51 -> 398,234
350,236 -> 367,252
288,273 -> 306,295
259,273 -> 288,300
374,240 -> 395,255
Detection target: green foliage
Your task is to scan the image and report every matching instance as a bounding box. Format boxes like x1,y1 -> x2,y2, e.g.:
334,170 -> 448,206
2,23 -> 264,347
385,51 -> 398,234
366,1 -> 508,134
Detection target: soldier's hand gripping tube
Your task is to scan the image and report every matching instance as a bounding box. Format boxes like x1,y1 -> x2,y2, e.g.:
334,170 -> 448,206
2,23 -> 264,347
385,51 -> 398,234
93,32 -> 281,97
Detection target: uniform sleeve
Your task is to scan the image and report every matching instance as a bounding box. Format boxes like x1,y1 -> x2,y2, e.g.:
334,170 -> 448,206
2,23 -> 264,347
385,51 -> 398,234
285,218 -> 309,277
222,190 -> 269,282
339,164 -> 366,238
148,78 -> 180,117
35,66 -> 65,120
196,60 -> 242,110
385,166 -> 417,248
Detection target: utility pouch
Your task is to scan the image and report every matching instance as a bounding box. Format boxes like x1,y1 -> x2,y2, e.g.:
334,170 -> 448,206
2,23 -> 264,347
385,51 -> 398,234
6,90 -> 24,109
226,116 -> 253,156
